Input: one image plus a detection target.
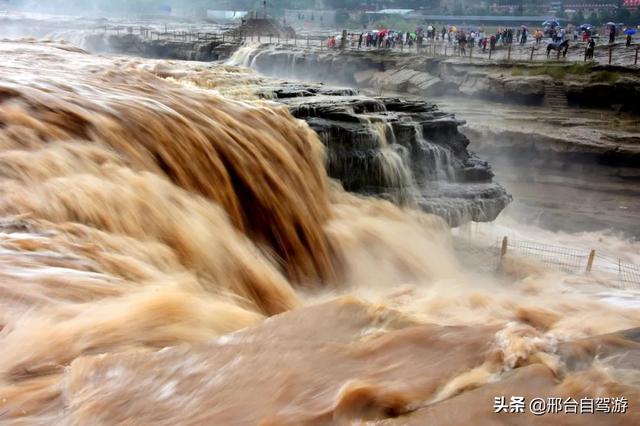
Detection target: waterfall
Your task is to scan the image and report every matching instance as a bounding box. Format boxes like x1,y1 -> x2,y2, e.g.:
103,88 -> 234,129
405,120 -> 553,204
226,42 -> 262,67
413,123 -> 456,182
371,122 -> 413,188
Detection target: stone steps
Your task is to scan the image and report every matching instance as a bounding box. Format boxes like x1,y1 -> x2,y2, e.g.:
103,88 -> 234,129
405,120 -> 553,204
544,83 -> 568,108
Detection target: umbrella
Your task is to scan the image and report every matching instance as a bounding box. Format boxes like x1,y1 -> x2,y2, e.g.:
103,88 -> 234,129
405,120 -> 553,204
579,24 -> 593,30
416,26 -> 424,32
451,26 -> 457,32
606,22 -> 616,26
624,28 -> 637,35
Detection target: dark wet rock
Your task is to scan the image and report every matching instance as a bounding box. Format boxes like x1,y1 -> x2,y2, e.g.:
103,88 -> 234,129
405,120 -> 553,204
262,86 -> 511,226
84,34 -> 240,61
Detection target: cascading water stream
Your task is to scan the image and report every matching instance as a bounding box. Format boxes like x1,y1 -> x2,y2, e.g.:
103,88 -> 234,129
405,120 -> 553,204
412,122 -> 457,182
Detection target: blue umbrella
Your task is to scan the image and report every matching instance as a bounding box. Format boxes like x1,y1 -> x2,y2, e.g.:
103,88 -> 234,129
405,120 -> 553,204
579,24 -> 593,31
542,20 -> 559,27
624,28 -> 637,35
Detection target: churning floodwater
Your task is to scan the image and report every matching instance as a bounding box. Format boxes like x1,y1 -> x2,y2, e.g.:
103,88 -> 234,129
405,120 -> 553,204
0,39 -> 638,424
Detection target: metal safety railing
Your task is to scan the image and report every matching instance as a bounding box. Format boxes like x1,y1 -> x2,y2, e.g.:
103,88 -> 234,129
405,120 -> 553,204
249,34 -> 639,66
497,236 -> 640,290
94,25 -> 242,43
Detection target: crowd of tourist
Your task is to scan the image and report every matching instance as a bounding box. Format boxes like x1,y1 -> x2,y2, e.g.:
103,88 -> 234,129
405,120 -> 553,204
323,22 -> 637,58
326,25 -> 552,55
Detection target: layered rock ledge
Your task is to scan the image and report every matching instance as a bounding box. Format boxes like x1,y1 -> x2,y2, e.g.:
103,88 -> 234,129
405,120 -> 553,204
230,44 -> 640,114
255,83 -> 511,226
85,33 -> 241,61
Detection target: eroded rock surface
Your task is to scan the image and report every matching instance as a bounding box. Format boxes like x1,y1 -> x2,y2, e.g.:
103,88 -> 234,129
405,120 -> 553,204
261,83 -> 511,225
85,33 -> 240,61
231,45 -> 640,114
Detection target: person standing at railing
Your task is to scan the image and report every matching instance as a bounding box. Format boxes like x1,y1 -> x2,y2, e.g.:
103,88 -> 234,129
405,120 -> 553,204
358,33 -> 363,49
609,24 -> 616,44
458,31 -> 467,56
535,29 -> 543,45
585,37 -> 595,60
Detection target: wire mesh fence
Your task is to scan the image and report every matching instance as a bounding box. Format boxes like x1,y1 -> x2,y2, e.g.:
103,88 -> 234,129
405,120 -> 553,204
497,236 -> 640,290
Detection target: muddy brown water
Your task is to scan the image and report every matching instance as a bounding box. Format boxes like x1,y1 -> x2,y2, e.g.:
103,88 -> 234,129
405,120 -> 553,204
0,40 -> 637,424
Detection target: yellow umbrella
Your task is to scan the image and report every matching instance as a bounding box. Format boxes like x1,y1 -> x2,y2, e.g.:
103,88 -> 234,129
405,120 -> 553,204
451,26 -> 457,32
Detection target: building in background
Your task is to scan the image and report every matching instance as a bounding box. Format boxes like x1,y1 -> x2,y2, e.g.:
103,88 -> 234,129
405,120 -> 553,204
562,0 -> 619,13
284,9 -> 336,27
206,10 -> 249,22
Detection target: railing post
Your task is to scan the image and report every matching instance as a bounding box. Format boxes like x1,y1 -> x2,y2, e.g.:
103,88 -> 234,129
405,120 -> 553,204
500,236 -> 508,259
507,44 -> 511,61
586,249 -> 596,273
608,45 -> 612,64
488,46 -> 492,60
635,47 -> 639,65
530,46 -> 535,61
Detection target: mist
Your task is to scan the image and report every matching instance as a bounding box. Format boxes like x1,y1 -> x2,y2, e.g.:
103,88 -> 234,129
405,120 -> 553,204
4,0 -> 211,17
